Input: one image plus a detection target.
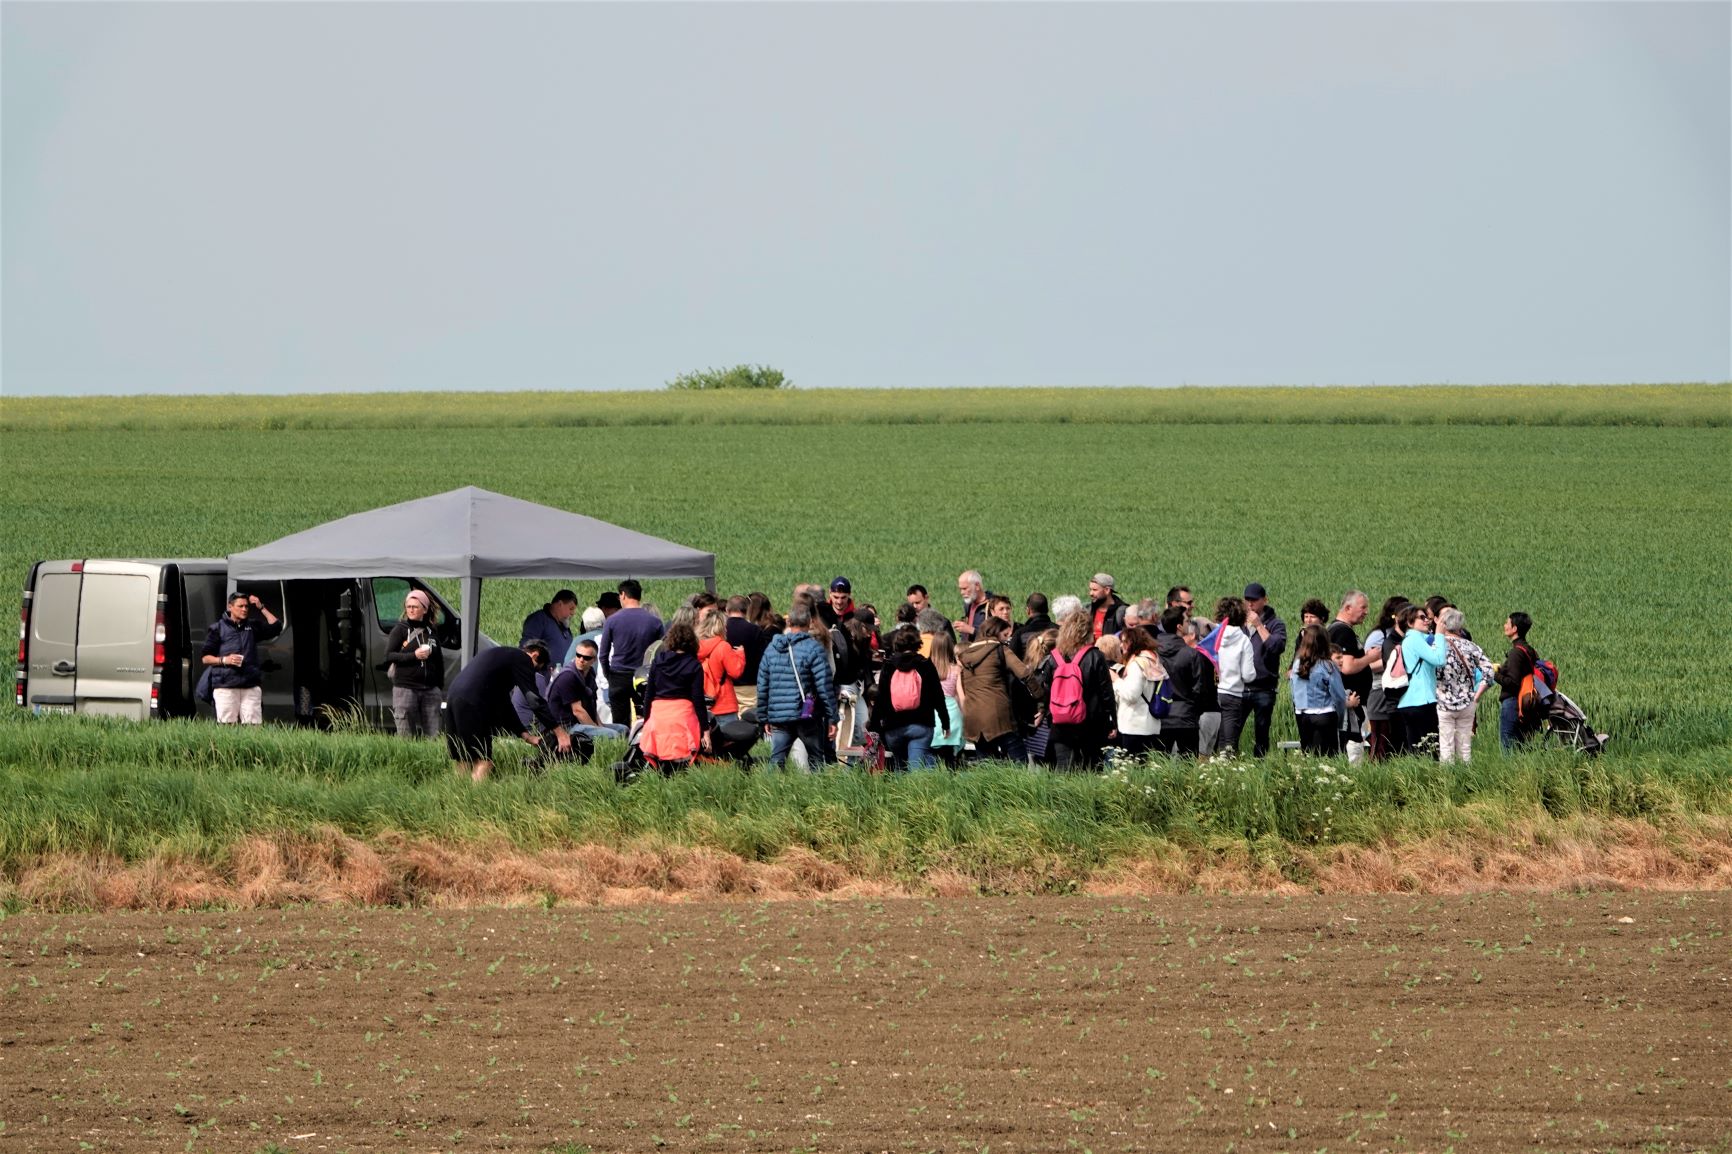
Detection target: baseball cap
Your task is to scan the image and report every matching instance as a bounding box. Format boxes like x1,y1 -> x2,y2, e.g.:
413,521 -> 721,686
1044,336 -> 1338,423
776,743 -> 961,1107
830,577 -> 851,593
1244,582 -> 1267,600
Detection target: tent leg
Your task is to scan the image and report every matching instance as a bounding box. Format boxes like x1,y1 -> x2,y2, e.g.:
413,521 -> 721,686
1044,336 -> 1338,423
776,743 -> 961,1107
460,577 -> 482,666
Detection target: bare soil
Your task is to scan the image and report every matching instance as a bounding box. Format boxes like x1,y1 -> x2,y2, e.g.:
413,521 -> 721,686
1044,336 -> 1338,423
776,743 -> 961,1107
1,892 -> 1726,1153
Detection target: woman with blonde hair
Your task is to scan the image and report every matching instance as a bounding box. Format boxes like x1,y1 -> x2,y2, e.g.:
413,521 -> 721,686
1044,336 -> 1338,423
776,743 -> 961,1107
696,608 -> 746,726
1021,628 -> 1059,766
1035,609 -> 1113,770
927,627 -> 965,768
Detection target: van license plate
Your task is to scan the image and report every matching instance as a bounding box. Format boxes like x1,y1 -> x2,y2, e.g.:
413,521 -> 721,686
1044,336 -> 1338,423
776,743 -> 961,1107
33,704 -> 73,716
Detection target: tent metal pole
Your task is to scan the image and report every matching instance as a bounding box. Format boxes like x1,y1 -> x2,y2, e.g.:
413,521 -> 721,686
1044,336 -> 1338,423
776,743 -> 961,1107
460,576 -> 482,666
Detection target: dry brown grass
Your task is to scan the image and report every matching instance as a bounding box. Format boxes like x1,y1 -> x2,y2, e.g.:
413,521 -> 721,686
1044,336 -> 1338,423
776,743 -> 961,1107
5,817 -> 1730,911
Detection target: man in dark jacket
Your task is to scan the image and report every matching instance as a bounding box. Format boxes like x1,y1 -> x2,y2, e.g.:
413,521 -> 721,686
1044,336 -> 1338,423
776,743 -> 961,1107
1152,608 -> 1212,756
520,590 -> 578,661
1492,611 -> 1542,750
445,641 -> 569,782
1242,582 -> 1288,758
1011,592 -> 1055,659
755,603 -> 836,770
200,592 -> 282,724
1087,574 -> 1128,641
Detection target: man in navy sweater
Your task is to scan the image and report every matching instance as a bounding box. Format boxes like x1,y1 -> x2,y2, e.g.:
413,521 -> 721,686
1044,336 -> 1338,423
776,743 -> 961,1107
597,579 -> 664,729
1242,582 -> 1288,758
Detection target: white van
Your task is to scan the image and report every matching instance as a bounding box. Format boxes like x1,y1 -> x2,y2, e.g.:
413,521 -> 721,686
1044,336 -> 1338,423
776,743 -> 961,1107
17,560 -> 480,727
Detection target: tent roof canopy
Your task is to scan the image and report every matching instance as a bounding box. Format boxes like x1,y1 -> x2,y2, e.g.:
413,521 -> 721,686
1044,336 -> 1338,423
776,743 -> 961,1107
229,488 -> 715,663
227,486 -> 716,583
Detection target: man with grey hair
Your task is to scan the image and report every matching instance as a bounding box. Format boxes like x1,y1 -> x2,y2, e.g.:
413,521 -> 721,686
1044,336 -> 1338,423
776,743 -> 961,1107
1051,593 -> 1084,623
955,569 -> 988,641
1122,597 -> 1159,635
915,607 -> 952,658
1328,591 -> 1372,748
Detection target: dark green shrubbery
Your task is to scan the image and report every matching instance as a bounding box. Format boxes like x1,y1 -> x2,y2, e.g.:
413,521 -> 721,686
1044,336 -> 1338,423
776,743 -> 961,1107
666,364 -> 791,390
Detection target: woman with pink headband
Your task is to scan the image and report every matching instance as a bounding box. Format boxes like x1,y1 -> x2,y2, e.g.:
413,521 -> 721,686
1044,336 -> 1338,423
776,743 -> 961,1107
383,587 -> 445,738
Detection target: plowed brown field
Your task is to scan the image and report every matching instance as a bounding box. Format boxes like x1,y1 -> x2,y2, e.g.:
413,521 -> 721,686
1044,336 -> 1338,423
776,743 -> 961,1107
2,892 -> 1726,1153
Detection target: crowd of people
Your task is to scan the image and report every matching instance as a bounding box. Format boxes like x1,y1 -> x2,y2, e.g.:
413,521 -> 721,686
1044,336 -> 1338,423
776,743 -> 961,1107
373,571 -> 1553,781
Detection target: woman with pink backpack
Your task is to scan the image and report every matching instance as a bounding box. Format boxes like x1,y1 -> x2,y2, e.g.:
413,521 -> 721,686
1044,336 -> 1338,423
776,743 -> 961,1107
1035,609 -> 1113,771
867,626 -> 951,771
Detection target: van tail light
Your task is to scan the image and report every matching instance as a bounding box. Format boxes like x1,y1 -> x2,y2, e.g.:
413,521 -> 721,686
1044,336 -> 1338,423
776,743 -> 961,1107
151,597 -> 167,711
16,590 -> 29,707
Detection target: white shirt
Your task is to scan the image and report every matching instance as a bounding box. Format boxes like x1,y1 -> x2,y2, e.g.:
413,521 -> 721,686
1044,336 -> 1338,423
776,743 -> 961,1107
1112,654 -> 1164,736
1216,625 -> 1258,696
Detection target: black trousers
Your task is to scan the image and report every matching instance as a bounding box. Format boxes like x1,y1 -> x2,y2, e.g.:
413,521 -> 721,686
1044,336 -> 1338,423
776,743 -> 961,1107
1049,724 -> 1103,771
1155,727 -> 1199,757
605,670 -> 638,729
1296,713 -> 1340,755
1218,693 -> 1248,753
1396,703 -> 1439,758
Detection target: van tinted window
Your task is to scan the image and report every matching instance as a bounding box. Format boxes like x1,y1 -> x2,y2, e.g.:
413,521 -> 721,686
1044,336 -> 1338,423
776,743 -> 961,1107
78,574 -> 153,650
372,578 -> 412,631
183,574 -> 225,645
32,574 -> 81,645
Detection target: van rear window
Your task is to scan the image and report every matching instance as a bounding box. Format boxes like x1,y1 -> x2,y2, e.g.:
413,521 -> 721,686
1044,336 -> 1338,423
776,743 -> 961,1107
78,574 -> 154,650
32,574 -> 81,645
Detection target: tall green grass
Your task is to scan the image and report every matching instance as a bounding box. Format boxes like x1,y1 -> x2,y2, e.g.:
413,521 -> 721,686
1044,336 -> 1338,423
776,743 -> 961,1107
0,714 -> 1725,882
6,410 -> 1728,755
3,383 -> 1727,432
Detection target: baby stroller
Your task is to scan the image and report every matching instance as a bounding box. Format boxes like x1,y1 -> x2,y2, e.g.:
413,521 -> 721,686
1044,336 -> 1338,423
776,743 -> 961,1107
1542,692 -> 1607,756
609,717 -> 662,782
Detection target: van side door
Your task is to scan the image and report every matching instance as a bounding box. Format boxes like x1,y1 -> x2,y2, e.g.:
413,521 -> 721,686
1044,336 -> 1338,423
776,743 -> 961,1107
22,562 -> 82,714
74,561 -> 161,720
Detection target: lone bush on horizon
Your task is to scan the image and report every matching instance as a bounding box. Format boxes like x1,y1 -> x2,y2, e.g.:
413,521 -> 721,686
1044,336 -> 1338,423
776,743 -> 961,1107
666,364 -> 791,390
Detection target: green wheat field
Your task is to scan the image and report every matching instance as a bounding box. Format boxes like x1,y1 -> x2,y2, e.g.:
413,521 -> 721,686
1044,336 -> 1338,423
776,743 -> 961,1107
1,384 -> 1727,898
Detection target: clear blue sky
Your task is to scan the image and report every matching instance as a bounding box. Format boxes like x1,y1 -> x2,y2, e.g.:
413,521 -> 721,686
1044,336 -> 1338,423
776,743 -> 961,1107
3,2 -> 1727,396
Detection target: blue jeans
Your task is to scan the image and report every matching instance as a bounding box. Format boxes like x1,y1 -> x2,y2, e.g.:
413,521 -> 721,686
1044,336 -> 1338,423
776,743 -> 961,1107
1246,687 -> 1277,757
971,731 -> 1028,764
767,720 -> 825,771
883,723 -> 935,771
573,722 -> 628,742
1498,697 -> 1535,751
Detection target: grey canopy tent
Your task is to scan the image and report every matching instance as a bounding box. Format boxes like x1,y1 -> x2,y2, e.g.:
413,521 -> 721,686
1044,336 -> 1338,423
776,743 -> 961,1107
227,486 -> 716,663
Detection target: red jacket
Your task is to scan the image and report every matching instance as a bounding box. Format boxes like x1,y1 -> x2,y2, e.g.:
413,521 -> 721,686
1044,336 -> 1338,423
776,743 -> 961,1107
698,636 -> 747,717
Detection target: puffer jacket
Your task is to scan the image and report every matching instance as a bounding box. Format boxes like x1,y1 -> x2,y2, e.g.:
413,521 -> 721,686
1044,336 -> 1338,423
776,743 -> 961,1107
755,631 -> 837,725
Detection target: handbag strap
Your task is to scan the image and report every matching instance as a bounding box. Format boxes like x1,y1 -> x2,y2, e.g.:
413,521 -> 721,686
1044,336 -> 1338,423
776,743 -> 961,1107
788,644 -> 806,697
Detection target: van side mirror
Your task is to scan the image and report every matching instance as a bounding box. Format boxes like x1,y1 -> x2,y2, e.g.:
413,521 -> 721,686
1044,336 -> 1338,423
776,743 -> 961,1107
437,620 -> 461,649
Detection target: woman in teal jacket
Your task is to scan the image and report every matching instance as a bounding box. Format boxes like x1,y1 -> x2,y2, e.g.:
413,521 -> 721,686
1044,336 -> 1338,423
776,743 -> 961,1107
1396,604 -> 1448,757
